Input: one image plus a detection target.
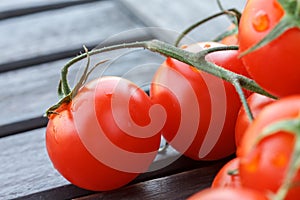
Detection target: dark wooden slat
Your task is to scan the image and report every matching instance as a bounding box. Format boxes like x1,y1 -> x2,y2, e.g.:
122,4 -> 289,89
0,0 -> 84,11
14,185 -> 93,200
0,86 -> 151,138
74,165 -> 224,200
0,116 -> 47,138
0,33 -> 154,73
0,44 -> 96,73
0,48 -> 163,127
0,126 -> 231,199
0,128 -> 68,200
0,0 -> 101,20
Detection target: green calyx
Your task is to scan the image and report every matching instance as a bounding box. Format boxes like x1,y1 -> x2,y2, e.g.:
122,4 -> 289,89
240,0 -> 300,57
45,46 -> 108,117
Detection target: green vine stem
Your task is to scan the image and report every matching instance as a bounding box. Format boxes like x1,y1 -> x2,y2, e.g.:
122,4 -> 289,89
296,0 -> 300,17
216,0 -> 241,25
174,8 -> 241,47
259,119 -> 300,200
232,78 -> 254,121
59,39 -> 276,103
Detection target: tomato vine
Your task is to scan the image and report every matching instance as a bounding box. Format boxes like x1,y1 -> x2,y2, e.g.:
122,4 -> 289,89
259,118 -> 300,200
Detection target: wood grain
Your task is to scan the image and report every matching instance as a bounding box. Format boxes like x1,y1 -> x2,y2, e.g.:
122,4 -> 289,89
74,165 -> 223,200
0,0 -> 86,11
0,50 -> 163,127
0,1 -> 147,67
0,1 -> 242,199
0,126 -> 231,199
120,0 -> 247,43
0,0 -> 100,20
0,128 -> 68,199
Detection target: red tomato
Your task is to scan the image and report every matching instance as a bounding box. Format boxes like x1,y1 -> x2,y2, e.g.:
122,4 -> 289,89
151,42 -> 251,160
211,157 -> 241,188
220,24 -> 238,45
238,0 -> 300,97
235,93 -> 275,147
237,95 -> 300,200
221,33 -> 238,45
187,188 -> 268,200
46,76 -> 164,191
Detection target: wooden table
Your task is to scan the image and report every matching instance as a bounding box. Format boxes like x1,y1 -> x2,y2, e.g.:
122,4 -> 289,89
0,0 -> 246,199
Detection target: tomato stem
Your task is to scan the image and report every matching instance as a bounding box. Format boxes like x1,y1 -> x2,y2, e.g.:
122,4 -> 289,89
260,119 -> 300,200
59,40 -> 276,104
174,9 -> 241,47
216,0 -> 241,25
232,78 -> 254,121
296,0 -> 300,17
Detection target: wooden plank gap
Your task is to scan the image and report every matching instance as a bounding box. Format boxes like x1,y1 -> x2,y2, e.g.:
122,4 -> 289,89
74,165 -> 223,200
0,44 -> 96,73
11,155 -> 232,200
13,184 -> 93,200
0,33 -> 155,73
0,116 -> 48,138
0,0 -> 103,21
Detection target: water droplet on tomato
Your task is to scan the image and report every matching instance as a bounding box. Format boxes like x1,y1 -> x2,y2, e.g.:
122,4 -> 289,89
252,10 -> 270,32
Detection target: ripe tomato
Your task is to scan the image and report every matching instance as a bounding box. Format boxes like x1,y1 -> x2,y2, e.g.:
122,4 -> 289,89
237,95 -> 300,200
187,188 -> 268,200
238,0 -> 300,97
220,24 -> 238,45
235,93 -> 275,147
211,157 -> 241,188
46,76 -> 165,191
151,42 -> 251,160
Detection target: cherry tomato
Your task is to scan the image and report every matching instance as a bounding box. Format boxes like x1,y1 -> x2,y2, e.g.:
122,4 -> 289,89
220,24 -> 238,45
237,95 -> 300,200
211,157 -> 241,188
235,93 -> 275,147
46,76 -> 164,191
151,42 -> 251,160
238,0 -> 300,97
187,188 -> 268,200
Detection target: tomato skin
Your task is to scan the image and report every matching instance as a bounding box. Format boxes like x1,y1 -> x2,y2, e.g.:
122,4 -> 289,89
211,158 -> 241,188
151,42 -> 251,160
46,76 -> 162,191
237,95 -> 300,200
235,93 -> 275,147
239,0 -> 300,97
187,188 -> 268,200
220,24 -> 238,45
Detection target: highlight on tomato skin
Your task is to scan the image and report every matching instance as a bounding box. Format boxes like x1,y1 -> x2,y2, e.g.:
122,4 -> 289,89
46,76 -> 164,191
187,188 -> 268,200
151,42 -> 251,161
237,95 -> 300,200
